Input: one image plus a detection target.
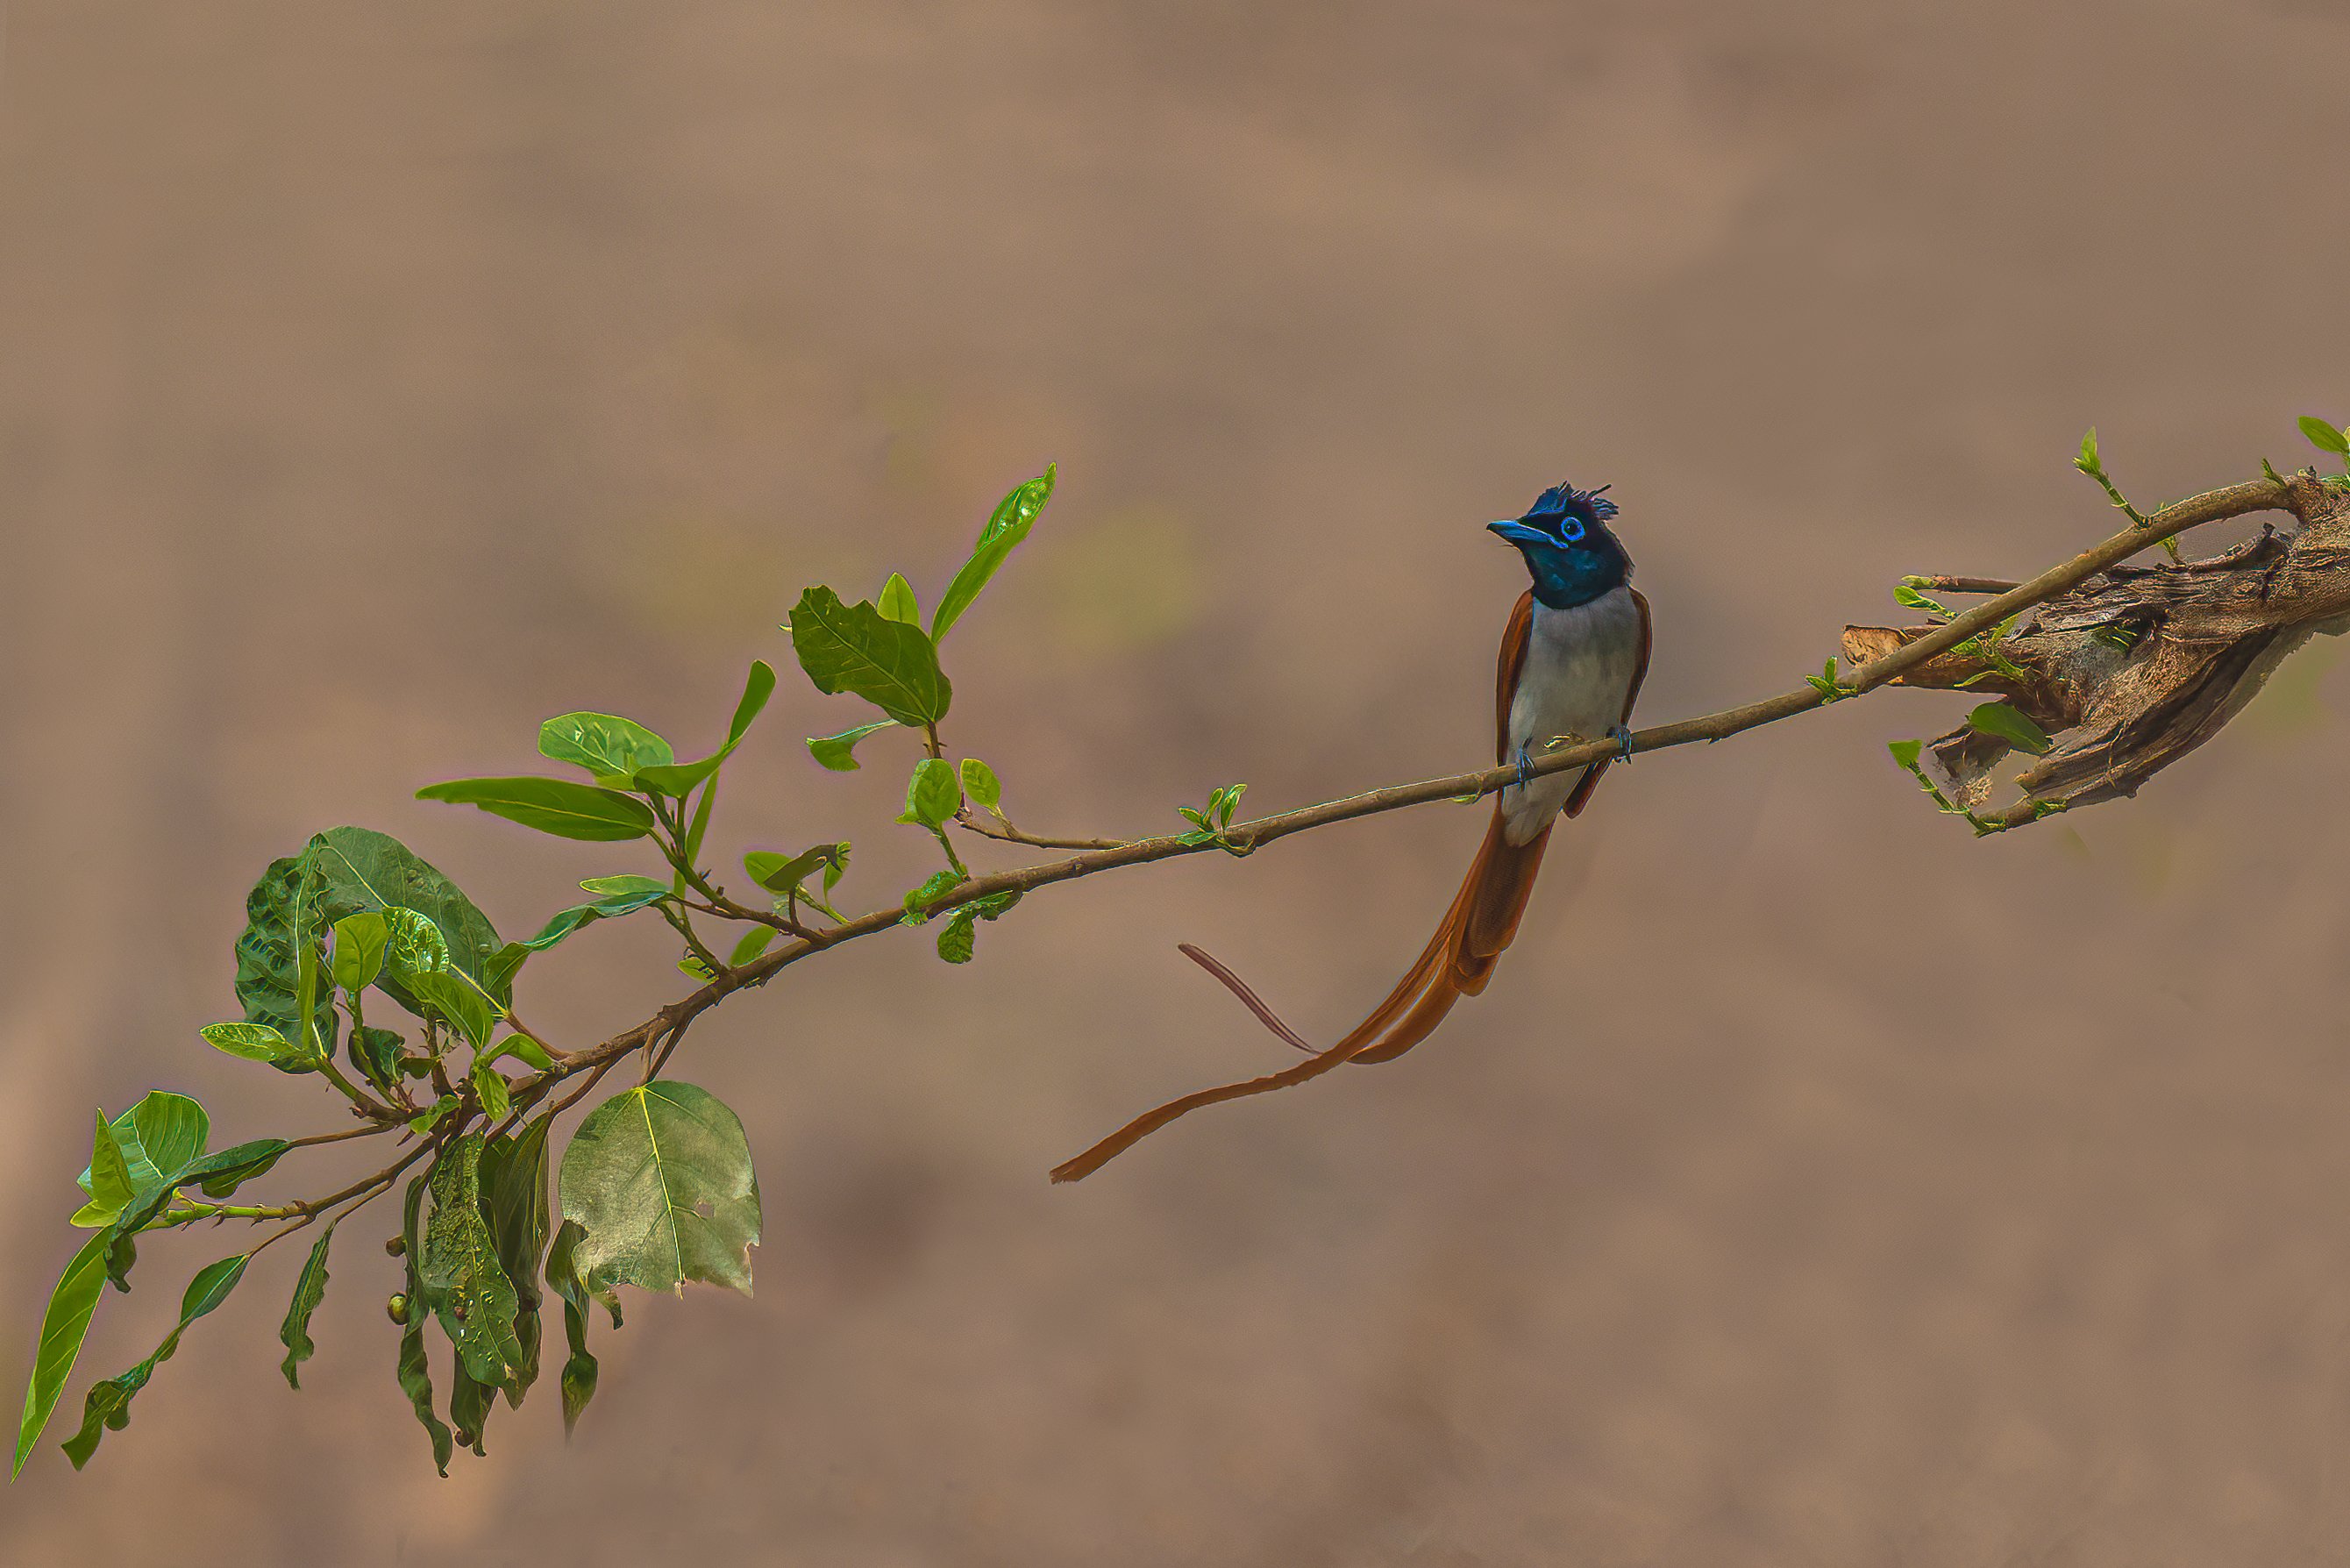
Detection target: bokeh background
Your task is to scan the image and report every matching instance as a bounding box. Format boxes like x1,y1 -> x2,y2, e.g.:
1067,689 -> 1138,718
7,2 -> 2350,1563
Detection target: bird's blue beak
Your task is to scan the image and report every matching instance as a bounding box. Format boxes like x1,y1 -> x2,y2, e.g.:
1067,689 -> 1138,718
1486,518 -> 1550,549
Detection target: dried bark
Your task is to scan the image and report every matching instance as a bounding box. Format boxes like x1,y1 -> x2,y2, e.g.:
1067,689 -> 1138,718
1843,472 -> 2350,830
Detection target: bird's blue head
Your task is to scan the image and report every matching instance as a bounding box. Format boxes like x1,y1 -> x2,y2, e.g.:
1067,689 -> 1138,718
1487,481 -> 1631,609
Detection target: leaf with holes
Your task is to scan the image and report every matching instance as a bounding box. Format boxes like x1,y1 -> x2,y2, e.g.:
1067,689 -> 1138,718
419,1136 -> 526,1391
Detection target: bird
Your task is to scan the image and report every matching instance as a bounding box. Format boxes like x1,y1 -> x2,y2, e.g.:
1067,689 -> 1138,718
1050,481 -> 1651,1182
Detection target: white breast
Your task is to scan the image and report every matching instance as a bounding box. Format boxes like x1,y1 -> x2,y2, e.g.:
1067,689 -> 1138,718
1499,584 -> 1644,845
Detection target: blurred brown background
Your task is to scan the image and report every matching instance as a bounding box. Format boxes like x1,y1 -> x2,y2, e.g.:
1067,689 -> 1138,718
7,2 -> 2350,1563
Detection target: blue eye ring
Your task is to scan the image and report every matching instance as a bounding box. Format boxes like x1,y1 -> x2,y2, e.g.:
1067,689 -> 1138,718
1558,517 -> 1586,542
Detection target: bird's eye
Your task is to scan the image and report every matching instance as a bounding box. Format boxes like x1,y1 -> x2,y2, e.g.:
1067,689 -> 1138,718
1558,517 -> 1586,542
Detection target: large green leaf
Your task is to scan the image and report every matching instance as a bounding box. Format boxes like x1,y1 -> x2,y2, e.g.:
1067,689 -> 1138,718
632,661 -> 779,796
85,1113 -> 133,1221
787,588 -> 951,727
14,1233 -> 106,1478
396,1174 -> 454,1476
61,1254 -> 248,1470
231,851 -> 336,1061
329,911 -> 389,996
310,827 -> 506,1006
199,1021 -> 311,1068
559,1083 -> 761,1298
416,776 -> 658,842
479,1121 -> 552,1408
278,1224 -> 336,1390
419,1136 -> 526,1391
2300,415 -> 2350,457
538,712 -> 674,787
930,466 -> 1055,641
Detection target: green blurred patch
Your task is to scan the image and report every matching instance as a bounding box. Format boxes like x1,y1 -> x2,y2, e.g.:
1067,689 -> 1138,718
1039,505 -> 1201,654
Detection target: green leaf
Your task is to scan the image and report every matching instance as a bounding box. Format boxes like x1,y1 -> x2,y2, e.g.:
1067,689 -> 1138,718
787,588 -> 952,726
936,889 -> 1022,963
484,883 -> 676,990
958,758 -> 1002,809
484,1033 -> 556,1073
420,1135 -> 527,1391
1965,702 -> 2054,755
15,1233 -> 107,1478
2300,416 -> 2350,457
310,828 -> 504,1002
409,1095 -> 458,1136
744,843 -> 849,897
559,1083 -> 762,1299
416,776 -> 658,842
471,1058 -> 513,1123
406,970 -> 497,1051
1888,738 -> 1924,770
544,1220 -> 605,1437
2076,428 -> 2102,474
231,850 -> 335,1064
538,712 -> 674,787
278,1224 -> 336,1390
95,1137 -> 292,1287
61,1254 -> 248,1470
200,1021 -> 309,1067
479,1120 -> 552,1408
901,868 -> 966,922
729,926 -> 776,966
86,1112 -> 134,1220
329,911 -> 389,996
806,719 -> 898,771
898,757 -> 962,828
77,1094 -> 208,1217
381,907 -> 452,983
878,572 -> 921,625
396,1174 -> 453,1475
631,661 -> 779,796
930,467 -> 1055,641
579,874 -> 672,899
350,1025 -> 408,1091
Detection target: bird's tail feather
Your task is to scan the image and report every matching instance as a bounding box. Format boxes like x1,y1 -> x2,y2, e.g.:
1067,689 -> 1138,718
1047,805 -> 1550,1182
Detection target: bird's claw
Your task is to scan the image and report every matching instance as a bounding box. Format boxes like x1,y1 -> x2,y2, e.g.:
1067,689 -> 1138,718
1513,744 -> 1534,788
1608,724 -> 1635,763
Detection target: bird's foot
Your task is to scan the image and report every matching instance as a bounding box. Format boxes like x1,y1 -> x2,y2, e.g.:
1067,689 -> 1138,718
1608,724 -> 1635,763
1513,743 -> 1535,788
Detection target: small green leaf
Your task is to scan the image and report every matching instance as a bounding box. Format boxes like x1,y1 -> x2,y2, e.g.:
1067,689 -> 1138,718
471,1058 -> 513,1123
2299,416 -> 2350,457
936,890 -> 1023,965
484,884 -> 676,989
1965,702 -> 2054,755
787,587 -> 952,726
744,843 -> 849,896
396,1174 -> 453,1475
1888,738 -> 1925,770
420,1135 -> 526,1391
200,1021 -> 310,1067
416,777 -> 658,842
807,718 -> 898,771
578,874 -> 671,899
15,1234 -> 107,1477
484,1034 -> 556,1073
899,757 -> 962,828
2076,428 -> 2102,474
545,1220 -> 606,1437
931,467 -> 1056,641
381,907 -> 452,982
62,1254 -> 249,1470
538,712 -> 674,787
406,970 -> 498,1051
328,911 -> 389,997
78,1094 -> 209,1216
631,661 -> 779,796
959,758 -> 1001,809
86,1113 -> 134,1220
729,926 -> 776,966
878,572 -> 921,625
901,868 -> 966,922
559,1083 -> 761,1299
278,1224 -> 336,1391
678,953 -> 717,982
409,1095 -> 458,1136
